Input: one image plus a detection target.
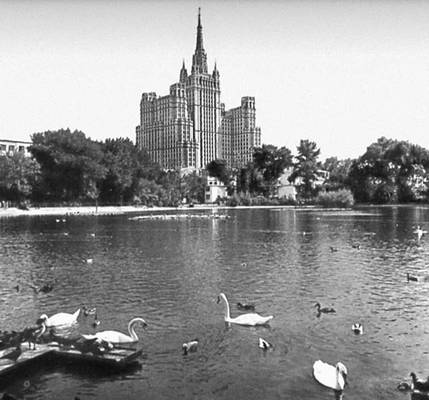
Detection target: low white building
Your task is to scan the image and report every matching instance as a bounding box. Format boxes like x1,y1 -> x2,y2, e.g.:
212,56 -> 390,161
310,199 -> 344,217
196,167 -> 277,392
205,176 -> 227,203
276,168 -> 297,200
0,139 -> 32,157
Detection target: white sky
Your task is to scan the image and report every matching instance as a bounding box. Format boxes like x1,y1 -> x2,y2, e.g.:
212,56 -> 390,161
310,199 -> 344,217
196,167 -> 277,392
1,0 -> 429,160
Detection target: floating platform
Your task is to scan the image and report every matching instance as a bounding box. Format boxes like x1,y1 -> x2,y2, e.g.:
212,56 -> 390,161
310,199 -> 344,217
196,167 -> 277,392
0,341 -> 142,380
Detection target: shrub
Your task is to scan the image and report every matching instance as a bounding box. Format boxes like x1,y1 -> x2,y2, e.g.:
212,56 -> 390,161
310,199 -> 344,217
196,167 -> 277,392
316,189 -> 354,208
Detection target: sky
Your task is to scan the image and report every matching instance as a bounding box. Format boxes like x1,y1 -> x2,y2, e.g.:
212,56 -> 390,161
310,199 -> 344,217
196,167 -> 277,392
1,0 -> 429,160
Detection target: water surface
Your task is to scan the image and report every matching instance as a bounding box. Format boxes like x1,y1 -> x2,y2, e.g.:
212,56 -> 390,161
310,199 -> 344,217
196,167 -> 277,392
1,206 -> 429,399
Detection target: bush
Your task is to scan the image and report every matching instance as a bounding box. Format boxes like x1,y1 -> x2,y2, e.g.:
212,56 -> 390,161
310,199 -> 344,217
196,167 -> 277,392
316,189 -> 354,208
278,195 -> 297,206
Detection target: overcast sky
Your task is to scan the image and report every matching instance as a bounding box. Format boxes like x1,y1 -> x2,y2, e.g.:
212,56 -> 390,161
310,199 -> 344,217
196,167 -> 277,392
1,0 -> 429,160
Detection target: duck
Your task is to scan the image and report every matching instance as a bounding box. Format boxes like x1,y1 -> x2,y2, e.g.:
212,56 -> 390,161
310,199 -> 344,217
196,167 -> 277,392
315,303 -> 336,314
92,313 -> 101,328
352,244 -> 360,250
397,382 -> 412,391
258,337 -> 273,350
182,339 -> 199,355
407,273 -> 429,283
217,293 -> 273,326
73,336 -> 113,355
237,302 -> 255,311
37,308 -> 80,328
38,282 -> 54,294
329,246 -> 338,252
82,317 -> 147,344
313,360 -> 348,392
85,258 -> 93,264
22,321 -> 47,350
410,372 -> 429,392
83,306 -> 97,317
352,323 -> 363,334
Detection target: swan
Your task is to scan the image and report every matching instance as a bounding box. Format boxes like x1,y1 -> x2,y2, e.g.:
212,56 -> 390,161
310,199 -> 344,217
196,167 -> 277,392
315,303 -> 336,314
82,317 -> 147,344
182,339 -> 199,355
217,293 -> 273,326
313,360 -> 348,392
258,337 -> 273,350
38,309 -> 80,328
352,323 -> 363,334
410,372 -> 429,392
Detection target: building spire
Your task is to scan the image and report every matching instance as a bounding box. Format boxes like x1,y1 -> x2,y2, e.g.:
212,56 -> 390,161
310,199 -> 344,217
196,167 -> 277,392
180,59 -> 188,83
192,8 -> 208,74
195,7 -> 204,51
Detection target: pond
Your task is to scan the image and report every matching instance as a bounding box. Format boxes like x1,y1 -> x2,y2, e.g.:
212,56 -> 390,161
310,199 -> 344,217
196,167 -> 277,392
0,205 -> 429,399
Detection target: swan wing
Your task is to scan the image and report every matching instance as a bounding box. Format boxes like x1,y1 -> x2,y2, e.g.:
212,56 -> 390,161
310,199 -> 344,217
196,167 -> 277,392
48,312 -> 78,327
94,330 -> 135,344
229,313 -> 273,326
313,360 -> 341,390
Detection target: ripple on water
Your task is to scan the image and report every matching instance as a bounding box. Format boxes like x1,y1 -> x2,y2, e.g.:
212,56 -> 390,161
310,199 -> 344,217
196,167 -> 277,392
1,207 -> 429,399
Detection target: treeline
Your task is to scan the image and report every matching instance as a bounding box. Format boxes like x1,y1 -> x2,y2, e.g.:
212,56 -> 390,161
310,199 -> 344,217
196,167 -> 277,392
1,130 -> 429,207
0,129 -> 205,207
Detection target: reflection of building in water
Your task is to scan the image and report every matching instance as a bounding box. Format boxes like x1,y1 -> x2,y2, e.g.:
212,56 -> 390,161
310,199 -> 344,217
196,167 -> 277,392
0,139 -> 32,157
136,9 -> 261,171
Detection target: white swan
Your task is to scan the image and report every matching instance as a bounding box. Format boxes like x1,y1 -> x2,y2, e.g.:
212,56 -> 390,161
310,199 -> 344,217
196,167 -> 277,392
217,293 -> 273,326
82,317 -> 147,344
38,309 -> 80,327
313,360 -> 348,392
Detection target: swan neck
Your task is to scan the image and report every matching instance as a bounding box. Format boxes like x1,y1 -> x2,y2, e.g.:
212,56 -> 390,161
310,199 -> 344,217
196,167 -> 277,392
128,320 -> 139,341
221,294 -> 231,320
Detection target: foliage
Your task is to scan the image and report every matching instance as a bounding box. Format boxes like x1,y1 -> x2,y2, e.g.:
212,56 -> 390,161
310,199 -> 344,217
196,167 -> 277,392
316,189 -> 355,208
348,137 -> 429,203
30,129 -> 106,202
0,153 -> 40,201
322,157 -> 353,191
238,144 -> 293,196
288,140 -> 322,199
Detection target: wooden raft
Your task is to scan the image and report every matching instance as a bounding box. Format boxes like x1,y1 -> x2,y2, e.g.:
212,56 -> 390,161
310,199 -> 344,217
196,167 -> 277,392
0,342 -> 142,377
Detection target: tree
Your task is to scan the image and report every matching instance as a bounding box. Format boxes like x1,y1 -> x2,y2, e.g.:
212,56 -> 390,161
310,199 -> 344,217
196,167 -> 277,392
248,144 -> 293,196
322,157 -> 353,191
30,129 -> 106,202
348,137 -> 429,203
99,138 -> 150,204
206,159 -> 230,185
288,140 -> 321,199
0,153 -> 40,202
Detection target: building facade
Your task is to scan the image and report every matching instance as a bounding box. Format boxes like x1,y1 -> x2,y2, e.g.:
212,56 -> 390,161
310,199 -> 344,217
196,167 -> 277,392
0,139 -> 32,157
136,10 -> 261,171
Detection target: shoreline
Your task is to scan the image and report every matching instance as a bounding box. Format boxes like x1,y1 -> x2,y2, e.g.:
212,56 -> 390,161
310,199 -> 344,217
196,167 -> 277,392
0,204 -> 304,218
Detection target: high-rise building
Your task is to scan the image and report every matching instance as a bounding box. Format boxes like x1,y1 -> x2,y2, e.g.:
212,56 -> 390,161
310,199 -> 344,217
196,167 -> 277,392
136,9 -> 261,171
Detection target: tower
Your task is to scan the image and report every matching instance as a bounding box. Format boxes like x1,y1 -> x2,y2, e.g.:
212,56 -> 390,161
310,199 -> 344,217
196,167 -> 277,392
186,8 -> 221,169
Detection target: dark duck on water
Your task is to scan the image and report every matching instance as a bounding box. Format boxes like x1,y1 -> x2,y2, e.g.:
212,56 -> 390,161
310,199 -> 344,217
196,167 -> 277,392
315,303 -> 336,314
236,302 -> 255,311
